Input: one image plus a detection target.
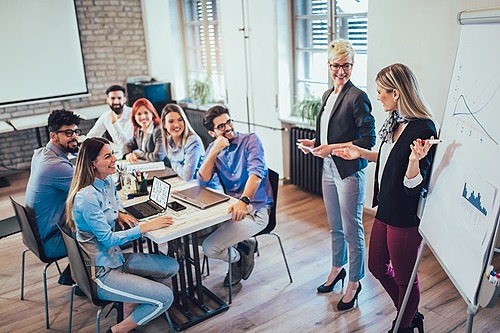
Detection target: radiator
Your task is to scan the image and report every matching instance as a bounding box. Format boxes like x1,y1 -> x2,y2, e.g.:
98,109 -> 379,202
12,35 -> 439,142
290,127 -> 322,195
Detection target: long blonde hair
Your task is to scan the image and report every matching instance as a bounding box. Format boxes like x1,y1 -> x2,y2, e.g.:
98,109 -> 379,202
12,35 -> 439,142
66,137 -> 110,231
161,104 -> 197,153
376,63 -> 433,119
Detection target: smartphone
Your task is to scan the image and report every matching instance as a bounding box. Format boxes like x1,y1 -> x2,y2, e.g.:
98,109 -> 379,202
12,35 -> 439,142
168,201 -> 186,211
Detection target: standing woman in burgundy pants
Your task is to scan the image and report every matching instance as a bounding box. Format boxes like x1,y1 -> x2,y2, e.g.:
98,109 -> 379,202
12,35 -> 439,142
332,63 -> 437,333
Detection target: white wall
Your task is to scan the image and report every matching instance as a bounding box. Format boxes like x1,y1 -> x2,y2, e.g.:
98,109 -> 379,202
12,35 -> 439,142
219,0 -> 285,176
141,0 -> 186,101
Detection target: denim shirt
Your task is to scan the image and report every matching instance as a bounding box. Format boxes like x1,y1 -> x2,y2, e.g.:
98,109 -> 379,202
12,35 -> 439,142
73,176 -> 141,268
197,132 -> 273,210
25,142 -> 74,242
166,134 -> 204,181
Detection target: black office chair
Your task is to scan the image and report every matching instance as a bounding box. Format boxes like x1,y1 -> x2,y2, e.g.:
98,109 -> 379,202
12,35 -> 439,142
59,224 -> 124,333
225,169 -> 293,303
254,169 -> 293,282
10,196 -> 64,329
60,225 -> 176,332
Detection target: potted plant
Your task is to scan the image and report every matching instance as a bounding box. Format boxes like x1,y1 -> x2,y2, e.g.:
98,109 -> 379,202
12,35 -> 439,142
188,78 -> 213,106
293,95 -> 322,125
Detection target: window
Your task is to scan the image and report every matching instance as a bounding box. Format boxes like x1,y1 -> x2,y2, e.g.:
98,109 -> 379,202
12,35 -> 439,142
293,0 -> 368,102
181,0 -> 225,102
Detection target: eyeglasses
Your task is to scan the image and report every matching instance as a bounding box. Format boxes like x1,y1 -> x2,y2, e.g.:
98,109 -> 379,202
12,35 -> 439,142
55,129 -> 82,137
214,119 -> 233,131
328,63 -> 353,72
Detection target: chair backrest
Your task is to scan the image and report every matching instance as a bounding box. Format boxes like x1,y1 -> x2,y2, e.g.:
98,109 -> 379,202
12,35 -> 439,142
59,225 -> 107,307
10,196 -> 45,261
256,168 -> 279,235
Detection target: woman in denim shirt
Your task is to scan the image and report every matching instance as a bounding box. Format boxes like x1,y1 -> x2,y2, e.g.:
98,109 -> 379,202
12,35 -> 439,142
161,104 -> 204,181
66,137 -> 179,333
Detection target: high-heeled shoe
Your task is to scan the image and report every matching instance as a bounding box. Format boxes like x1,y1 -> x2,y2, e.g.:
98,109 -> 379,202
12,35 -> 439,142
337,282 -> 362,310
317,268 -> 346,293
388,312 -> 424,333
412,312 -> 424,333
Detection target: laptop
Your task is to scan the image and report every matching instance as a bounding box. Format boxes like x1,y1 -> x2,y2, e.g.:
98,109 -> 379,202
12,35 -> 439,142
125,176 -> 171,220
172,186 -> 230,210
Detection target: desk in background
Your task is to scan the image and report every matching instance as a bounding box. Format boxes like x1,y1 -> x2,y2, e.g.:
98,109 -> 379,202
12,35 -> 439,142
9,113 -> 51,147
0,121 -> 15,134
123,179 -> 233,331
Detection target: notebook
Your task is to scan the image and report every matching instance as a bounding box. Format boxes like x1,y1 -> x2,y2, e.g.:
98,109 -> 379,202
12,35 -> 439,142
125,176 -> 171,220
172,186 -> 230,210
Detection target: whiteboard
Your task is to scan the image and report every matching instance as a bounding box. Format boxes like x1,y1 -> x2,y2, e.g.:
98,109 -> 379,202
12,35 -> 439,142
0,0 -> 88,107
419,18 -> 500,307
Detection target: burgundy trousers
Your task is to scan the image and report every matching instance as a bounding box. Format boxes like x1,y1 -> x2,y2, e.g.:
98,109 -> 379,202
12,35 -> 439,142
368,218 -> 422,328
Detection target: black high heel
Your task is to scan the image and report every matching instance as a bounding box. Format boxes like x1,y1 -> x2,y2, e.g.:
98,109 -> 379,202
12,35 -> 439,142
317,268 -> 346,293
388,312 -> 424,333
337,282 -> 362,310
412,312 -> 424,333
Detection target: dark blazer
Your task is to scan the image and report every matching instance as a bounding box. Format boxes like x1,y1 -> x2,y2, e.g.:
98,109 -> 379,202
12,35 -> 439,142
374,119 -> 437,228
315,80 -> 376,179
122,124 -> 166,162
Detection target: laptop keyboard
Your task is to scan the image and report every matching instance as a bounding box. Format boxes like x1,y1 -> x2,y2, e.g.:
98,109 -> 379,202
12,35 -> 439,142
126,202 -> 159,219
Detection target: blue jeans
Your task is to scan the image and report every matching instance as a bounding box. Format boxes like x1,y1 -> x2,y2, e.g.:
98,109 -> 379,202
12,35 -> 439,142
43,232 -> 67,258
94,253 -> 179,326
202,207 -> 269,262
322,156 -> 366,282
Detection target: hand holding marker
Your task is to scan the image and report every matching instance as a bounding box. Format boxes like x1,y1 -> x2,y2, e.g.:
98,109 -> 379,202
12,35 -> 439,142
421,139 -> 442,145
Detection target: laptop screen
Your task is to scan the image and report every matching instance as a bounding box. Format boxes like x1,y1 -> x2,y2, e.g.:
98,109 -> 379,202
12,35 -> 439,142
149,176 -> 171,209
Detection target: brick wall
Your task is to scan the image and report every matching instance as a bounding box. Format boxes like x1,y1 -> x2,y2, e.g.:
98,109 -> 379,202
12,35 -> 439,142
0,0 -> 149,173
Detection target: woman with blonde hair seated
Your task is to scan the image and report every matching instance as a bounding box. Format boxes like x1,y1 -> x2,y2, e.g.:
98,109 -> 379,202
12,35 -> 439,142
66,137 -> 179,333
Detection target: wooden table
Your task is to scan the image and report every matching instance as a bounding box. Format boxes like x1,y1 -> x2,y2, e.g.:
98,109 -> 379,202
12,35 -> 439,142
123,179 -> 233,331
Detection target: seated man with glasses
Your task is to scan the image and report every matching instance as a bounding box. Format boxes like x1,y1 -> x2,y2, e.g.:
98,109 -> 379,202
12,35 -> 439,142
197,105 -> 273,286
25,109 -> 86,291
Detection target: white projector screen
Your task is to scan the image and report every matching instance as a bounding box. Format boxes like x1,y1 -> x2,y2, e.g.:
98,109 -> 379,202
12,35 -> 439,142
0,0 -> 88,107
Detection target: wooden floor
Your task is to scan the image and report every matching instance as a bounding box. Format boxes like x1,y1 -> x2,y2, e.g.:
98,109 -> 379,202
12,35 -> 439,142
1,174 -> 500,332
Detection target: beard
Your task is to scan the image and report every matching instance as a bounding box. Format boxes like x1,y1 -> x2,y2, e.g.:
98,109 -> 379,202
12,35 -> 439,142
59,138 -> 79,154
65,141 -> 79,154
109,103 -> 124,115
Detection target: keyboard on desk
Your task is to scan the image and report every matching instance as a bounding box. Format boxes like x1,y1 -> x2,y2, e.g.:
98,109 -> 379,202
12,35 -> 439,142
125,202 -> 162,220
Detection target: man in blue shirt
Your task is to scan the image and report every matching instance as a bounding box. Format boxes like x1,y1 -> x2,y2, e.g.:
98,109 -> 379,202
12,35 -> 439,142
25,109 -> 82,286
197,105 -> 273,286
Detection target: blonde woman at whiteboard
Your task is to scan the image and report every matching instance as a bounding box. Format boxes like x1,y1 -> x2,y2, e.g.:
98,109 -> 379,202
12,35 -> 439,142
332,63 -> 437,333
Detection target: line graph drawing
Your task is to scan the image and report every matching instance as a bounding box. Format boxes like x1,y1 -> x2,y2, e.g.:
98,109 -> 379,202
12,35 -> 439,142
452,94 -> 499,145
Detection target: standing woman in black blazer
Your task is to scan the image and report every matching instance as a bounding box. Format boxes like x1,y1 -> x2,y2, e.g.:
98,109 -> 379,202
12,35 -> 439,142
298,39 -> 376,310
333,63 -> 437,333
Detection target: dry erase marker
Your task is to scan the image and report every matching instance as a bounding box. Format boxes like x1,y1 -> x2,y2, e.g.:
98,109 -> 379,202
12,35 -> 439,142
421,139 -> 442,145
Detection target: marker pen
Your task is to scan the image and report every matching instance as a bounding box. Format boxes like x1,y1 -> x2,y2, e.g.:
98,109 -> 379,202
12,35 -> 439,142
489,271 -> 497,283
486,265 -> 494,278
421,139 -> 442,145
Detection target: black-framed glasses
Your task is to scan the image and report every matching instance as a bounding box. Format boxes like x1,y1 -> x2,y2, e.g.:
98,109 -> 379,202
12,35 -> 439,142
55,129 -> 82,137
215,119 -> 233,131
328,63 -> 353,72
